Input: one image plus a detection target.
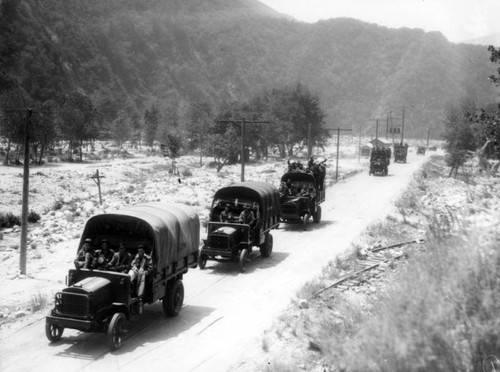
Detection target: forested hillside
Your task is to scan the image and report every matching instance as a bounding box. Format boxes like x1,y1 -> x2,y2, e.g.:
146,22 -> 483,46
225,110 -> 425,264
1,0 -> 497,140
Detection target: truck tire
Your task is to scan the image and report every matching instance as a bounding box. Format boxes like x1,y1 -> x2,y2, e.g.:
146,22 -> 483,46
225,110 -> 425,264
198,252 -> 208,270
239,249 -> 249,273
303,214 -> 309,230
107,312 -> 126,351
313,206 -> 322,223
45,322 -> 64,343
260,233 -> 273,258
163,279 -> 184,317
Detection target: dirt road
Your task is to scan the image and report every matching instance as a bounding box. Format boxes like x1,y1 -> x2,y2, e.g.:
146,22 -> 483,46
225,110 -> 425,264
0,153 -> 428,372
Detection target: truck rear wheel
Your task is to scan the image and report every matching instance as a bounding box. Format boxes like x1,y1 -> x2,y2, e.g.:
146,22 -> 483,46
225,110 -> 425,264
260,233 -> 273,258
313,206 -> 322,224
107,312 -> 126,351
163,279 -> 184,317
303,214 -> 309,230
45,322 -> 64,343
239,249 -> 249,273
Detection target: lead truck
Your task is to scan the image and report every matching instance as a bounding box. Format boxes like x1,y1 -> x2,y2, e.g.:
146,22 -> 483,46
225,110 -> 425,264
45,202 -> 200,350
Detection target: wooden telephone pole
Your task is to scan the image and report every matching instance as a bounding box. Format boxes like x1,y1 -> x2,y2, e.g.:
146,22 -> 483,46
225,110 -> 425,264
20,108 -> 33,275
218,118 -> 269,182
90,170 -> 105,205
325,127 -> 353,181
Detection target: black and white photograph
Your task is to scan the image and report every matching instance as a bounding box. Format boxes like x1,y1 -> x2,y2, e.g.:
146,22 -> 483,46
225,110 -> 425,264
1,0 -> 500,371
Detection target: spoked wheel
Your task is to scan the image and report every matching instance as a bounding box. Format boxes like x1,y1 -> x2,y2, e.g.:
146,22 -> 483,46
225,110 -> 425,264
313,206 -> 322,224
163,279 -> 184,317
303,214 -> 309,230
198,251 -> 208,270
45,322 -> 64,343
260,233 -> 273,258
107,312 -> 126,351
239,249 -> 249,273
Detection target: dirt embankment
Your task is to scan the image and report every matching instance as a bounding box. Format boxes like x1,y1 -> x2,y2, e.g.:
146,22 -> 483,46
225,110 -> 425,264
239,155 -> 500,371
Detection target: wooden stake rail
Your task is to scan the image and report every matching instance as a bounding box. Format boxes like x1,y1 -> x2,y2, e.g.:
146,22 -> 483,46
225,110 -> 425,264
315,239 -> 425,297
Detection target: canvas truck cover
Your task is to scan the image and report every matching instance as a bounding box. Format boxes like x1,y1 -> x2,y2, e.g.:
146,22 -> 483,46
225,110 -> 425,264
79,203 -> 200,271
213,181 -> 280,228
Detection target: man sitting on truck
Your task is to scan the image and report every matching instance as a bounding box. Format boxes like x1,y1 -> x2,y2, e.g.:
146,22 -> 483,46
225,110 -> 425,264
238,204 -> 255,227
109,242 -> 132,273
74,238 -> 94,270
93,239 -> 115,270
128,245 -> 152,299
219,203 -> 233,222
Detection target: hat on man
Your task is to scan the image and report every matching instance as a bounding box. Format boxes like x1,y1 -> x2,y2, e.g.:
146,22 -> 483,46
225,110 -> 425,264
84,238 -> 92,243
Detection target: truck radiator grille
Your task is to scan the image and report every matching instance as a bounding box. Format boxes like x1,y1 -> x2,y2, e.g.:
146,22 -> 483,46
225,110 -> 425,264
209,235 -> 229,250
281,204 -> 298,215
55,292 -> 89,317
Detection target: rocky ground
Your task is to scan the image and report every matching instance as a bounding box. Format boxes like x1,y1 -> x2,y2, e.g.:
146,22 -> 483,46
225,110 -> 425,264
0,139 -> 367,339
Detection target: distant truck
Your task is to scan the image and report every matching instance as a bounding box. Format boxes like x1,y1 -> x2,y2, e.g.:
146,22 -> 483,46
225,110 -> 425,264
45,203 -> 200,350
394,143 -> 408,163
369,147 -> 390,176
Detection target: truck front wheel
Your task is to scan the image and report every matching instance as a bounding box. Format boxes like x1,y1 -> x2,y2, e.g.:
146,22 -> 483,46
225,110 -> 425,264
107,312 -> 126,351
163,279 -> 184,317
198,251 -> 208,269
45,322 -> 64,343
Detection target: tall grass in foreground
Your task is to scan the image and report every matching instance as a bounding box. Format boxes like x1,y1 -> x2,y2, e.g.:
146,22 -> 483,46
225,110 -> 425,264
328,219 -> 500,371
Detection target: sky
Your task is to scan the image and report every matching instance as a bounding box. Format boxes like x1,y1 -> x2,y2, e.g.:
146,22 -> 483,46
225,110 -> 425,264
257,0 -> 500,43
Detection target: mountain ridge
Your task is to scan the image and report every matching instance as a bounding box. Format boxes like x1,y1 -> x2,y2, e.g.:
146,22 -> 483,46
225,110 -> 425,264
1,0 -> 497,139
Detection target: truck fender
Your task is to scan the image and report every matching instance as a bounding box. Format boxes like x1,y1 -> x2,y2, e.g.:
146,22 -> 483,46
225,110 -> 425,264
110,303 -> 130,320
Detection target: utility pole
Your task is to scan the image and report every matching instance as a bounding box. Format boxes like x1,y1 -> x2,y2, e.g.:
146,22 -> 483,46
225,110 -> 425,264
426,127 -> 430,147
401,107 -> 405,144
307,123 -> 312,159
386,112 -> 389,140
218,118 -> 269,182
325,127 -> 353,181
20,108 -> 32,275
368,118 -> 380,142
90,170 -> 105,205
358,126 -> 362,162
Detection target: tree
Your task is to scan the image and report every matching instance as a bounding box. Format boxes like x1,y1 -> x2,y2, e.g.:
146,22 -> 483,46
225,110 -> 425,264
144,105 -> 159,149
186,101 -> 212,166
58,91 -> 99,161
160,132 -> 183,174
130,113 -> 142,149
0,89 -> 31,165
442,101 -> 477,177
205,124 -> 240,172
257,84 -> 327,158
111,109 -> 132,148
31,100 -> 58,164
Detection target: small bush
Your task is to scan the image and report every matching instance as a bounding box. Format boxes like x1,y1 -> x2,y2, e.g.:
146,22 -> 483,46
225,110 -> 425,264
30,291 -> 47,312
28,210 -> 41,223
0,212 -> 21,228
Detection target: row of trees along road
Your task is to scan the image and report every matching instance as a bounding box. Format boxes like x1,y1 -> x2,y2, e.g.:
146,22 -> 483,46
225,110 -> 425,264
1,81 -> 327,171
443,46 -> 500,177
185,83 -> 328,171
